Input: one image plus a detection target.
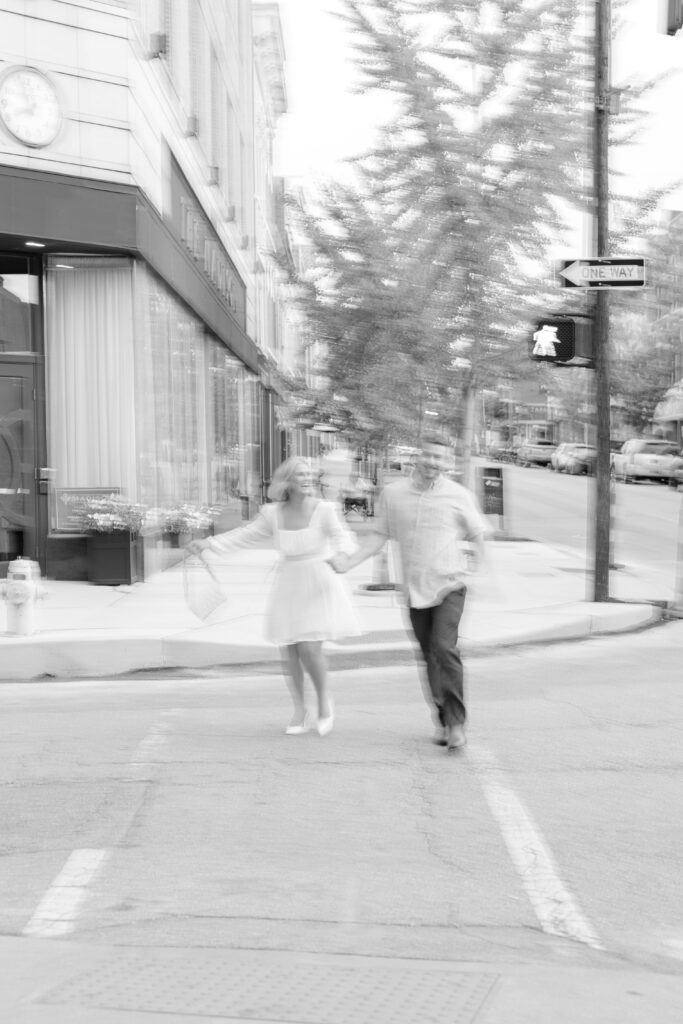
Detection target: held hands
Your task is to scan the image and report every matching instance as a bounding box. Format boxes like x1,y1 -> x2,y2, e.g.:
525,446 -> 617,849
328,553 -> 350,574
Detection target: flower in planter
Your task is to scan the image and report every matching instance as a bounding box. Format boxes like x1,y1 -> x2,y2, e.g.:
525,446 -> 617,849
161,504 -> 219,534
73,494 -> 148,534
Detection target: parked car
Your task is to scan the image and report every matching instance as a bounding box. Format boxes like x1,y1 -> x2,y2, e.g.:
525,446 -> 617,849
551,443 -> 597,475
516,439 -> 557,467
551,444 -> 570,472
610,438 -> 683,484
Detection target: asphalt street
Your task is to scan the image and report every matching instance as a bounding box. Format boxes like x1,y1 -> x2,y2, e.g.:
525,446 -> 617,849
2,623 -> 682,994
495,462 -> 683,589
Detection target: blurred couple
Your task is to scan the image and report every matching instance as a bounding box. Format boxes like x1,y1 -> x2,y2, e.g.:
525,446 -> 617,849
188,437 -> 486,751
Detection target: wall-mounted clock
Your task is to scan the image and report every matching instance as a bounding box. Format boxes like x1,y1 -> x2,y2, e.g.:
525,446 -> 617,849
0,66 -> 62,148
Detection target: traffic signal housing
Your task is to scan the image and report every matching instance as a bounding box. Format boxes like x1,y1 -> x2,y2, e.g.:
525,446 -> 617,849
530,316 -> 593,368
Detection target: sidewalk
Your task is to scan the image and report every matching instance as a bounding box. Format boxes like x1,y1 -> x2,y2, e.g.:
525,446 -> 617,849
4,935 -> 683,1023
0,533 -> 672,680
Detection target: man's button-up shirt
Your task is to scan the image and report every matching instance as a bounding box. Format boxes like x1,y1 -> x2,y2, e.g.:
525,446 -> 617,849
374,474 -> 486,609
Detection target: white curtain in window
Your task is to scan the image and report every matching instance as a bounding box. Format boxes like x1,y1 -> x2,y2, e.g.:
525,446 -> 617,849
45,257 -> 137,497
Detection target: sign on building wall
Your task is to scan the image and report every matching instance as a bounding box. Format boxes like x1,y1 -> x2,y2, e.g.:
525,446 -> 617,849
168,157 -> 247,330
53,488 -> 121,533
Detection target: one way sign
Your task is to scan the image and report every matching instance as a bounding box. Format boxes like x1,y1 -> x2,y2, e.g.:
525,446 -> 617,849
558,257 -> 646,289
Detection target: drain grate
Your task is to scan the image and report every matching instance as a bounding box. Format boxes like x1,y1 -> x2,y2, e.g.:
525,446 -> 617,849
39,956 -> 498,1024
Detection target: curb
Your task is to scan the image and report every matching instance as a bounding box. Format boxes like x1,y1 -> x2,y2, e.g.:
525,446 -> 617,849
0,603 -> 665,681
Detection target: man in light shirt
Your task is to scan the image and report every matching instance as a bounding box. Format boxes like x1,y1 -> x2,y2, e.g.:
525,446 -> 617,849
332,437 -> 487,751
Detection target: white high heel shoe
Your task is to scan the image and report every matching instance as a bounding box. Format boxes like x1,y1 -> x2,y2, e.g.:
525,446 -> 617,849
317,700 -> 335,736
285,711 -> 310,735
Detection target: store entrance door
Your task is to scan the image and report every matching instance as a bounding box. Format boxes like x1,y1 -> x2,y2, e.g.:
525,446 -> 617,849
0,361 -> 38,574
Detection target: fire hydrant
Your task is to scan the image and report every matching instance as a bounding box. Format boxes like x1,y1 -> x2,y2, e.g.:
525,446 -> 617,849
4,558 -> 42,635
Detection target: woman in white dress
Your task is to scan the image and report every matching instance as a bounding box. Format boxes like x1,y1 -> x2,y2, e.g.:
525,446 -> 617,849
187,458 -> 359,736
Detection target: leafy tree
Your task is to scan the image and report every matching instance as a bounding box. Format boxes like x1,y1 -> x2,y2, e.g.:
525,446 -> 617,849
608,209 -> 683,434
286,0 -> 662,463
286,1 -> 596,447
539,365 -> 595,442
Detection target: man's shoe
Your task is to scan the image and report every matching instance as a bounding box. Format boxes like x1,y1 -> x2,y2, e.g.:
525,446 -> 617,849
432,725 -> 448,746
446,724 -> 466,751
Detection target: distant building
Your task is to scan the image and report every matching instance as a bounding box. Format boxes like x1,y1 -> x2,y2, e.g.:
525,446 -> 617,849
487,382 -> 561,449
0,0 -> 297,578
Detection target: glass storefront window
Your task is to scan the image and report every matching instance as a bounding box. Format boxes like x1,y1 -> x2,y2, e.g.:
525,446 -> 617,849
205,342 -> 261,507
134,265 -> 261,511
241,373 -> 262,504
135,266 -> 207,507
44,256 -> 262,527
208,340 -> 243,505
0,255 -> 40,353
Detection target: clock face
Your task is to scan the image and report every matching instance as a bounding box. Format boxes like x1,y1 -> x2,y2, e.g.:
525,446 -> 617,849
0,66 -> 62,148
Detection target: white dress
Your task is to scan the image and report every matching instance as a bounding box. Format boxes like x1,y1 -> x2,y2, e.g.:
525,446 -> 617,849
206,500 -> 360,645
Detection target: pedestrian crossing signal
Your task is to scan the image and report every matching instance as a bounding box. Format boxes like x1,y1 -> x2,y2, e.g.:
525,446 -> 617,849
530,317 -> 593,368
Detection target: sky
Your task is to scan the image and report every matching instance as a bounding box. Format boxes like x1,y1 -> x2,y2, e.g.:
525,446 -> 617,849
611,0 -> 683,207
275,0 -> 683,212
274,0 -> 376,180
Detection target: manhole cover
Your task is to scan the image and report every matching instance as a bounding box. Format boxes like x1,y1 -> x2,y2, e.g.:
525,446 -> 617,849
39,955 -> 498,1024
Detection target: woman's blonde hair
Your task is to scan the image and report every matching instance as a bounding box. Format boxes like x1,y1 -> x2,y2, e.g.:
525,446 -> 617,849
267,456 -> 310,502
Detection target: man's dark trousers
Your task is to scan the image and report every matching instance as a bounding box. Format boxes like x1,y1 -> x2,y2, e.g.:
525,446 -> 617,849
409,586 -> 467,727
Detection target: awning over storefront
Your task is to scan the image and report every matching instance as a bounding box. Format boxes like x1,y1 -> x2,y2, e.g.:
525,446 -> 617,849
0,166 -> 260,374
654,380 -> 683,422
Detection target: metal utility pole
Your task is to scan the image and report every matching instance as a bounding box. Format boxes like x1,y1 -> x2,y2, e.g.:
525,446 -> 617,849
593,0 -> 611,601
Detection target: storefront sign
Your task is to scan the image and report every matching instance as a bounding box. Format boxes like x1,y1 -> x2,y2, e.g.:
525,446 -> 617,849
53,487 -> 120,533
170,158 -> 246,330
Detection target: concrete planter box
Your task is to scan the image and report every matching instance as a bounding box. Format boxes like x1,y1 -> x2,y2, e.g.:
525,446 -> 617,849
86,531 -> 145,585
163,531 -> 191,550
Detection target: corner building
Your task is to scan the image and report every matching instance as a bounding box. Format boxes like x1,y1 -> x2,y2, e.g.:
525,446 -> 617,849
0,0 -> 291,578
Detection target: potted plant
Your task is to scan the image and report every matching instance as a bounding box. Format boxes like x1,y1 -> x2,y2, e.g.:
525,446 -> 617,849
73,494 -> 148,585
160,504 -> 218,548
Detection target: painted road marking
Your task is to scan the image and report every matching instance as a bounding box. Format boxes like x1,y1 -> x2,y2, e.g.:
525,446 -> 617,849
24,714 -> 179,938
468,744 -> 603,950
129,709 -> 182,769
23,849 -> 109,938
129,719 -> 172,767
